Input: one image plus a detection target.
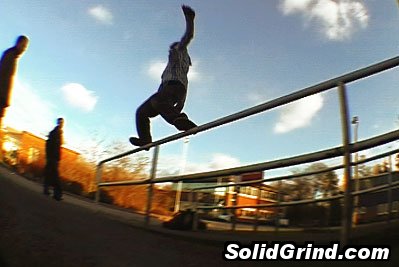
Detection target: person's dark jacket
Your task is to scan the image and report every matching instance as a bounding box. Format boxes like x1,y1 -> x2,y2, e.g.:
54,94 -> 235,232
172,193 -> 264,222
46,126 -> 62,162
0,47 -> 20,107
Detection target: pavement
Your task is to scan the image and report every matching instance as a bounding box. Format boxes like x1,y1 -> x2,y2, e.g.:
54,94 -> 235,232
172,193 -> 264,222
1,165 -> 398,267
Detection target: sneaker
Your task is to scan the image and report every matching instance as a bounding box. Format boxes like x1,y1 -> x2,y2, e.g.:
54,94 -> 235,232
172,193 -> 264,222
173,118 -> 197,131
129,137 -> 152,149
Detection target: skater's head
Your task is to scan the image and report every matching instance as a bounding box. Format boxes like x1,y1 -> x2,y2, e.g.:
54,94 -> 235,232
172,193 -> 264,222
15,35 -> 29,55
57,117 -> 64,129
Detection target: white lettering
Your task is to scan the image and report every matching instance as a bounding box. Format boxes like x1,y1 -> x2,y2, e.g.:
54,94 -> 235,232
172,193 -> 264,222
252,244 -> 259,259
345,248 -> 357,260
239,248 -> 252,260
371,248 -> 389,260
325,244 -> 338,259
280,244 -> 295,259
258,243 -> 267,260
358,248 -> 370,260
265,244 -> 279,259
224,244 -> 239,260
305,243 -> 312,259
312,247 -> 325,259
296,247 -> 306,259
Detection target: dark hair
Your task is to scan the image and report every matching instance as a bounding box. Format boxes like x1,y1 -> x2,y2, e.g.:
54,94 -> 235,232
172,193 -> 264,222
16,35 -> 29,44
57,118 -> 64,125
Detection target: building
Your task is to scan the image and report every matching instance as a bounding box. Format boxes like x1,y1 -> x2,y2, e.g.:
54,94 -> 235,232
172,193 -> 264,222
173,172 -> 281,222
225,182 -> 279,222
2,127 -> 80,177
357,171 -> 399,223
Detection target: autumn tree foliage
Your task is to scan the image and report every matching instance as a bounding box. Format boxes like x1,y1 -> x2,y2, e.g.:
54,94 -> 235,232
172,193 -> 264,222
278,162 -> 341,227
279,162 -> 339,201
41,139 -> 175,216
79,140 -> 174,216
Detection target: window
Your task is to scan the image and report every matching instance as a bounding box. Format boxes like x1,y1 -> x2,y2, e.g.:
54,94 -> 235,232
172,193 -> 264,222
27,148 -> 40,164
251,188 -> 258,197
392,201 -> 399,213
359,207 -> 367,215
245,187 -> 251,195
377,203 -> 388,215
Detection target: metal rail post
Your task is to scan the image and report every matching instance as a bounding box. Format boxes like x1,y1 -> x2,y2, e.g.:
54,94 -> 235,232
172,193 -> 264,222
275,180 -> 282,232
145,146 -> 160,226
232,183 -> 239,231
192,191 -> 199,231
253,185 -> 261,231
352,116 -> 360,225
95,164 -> 103,203
388,153 -> 393,223
338,83 -> 353,246
188,190 -> 194,208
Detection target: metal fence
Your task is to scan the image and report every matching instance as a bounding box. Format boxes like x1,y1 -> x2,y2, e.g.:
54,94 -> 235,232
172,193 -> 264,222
95,55 -> 399,245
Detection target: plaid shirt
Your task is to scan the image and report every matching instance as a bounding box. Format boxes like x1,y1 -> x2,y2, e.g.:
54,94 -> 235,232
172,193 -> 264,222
161,45 -> 191,88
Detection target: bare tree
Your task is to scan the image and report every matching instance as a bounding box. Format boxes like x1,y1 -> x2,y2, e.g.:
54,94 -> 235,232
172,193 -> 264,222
279,163 -> 339,201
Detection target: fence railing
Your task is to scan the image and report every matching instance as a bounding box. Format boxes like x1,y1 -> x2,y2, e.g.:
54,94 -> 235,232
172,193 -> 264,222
188,148 -> 399,230
95,55 -> 399,246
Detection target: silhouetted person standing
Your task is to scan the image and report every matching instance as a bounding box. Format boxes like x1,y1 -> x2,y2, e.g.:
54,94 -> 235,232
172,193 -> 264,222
0,35 -> 29,159
0,35 -> 29,129
44,118 -> 64,201
130,5 -> 197,147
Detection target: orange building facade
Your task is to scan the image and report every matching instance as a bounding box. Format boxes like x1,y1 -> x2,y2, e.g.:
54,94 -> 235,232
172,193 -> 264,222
179,172 -> 281,222
223,183 -> 279,222
2,128 -> 80,177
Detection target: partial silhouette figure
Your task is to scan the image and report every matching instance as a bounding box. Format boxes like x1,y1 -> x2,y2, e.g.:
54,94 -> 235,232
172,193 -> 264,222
130,5 -> 197,147
44,118 -> 64,201
0,35 -> 29,159
0,35 -> 29,128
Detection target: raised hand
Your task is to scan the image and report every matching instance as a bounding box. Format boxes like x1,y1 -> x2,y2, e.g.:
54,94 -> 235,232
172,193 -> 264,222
182,5 -> 195,19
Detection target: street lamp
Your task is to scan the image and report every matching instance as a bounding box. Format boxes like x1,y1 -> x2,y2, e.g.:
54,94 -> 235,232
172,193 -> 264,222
351,116 -> 359,178
351,116 -> 359,224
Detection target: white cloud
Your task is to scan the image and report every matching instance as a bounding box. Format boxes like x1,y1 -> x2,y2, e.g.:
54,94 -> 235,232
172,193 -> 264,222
156,152 -> 241,177
147,60 -> 200,83
208,153 -> 241,170
61,83 -> 98,112
148,60 -> 166,81
3,79 -> 96,150
279,0 -> 369,41
88,5 -> 113,25
247,92 -> 269,105
274,93 -> 323,134
182,153 -> 241,175
4,79 -> 54,136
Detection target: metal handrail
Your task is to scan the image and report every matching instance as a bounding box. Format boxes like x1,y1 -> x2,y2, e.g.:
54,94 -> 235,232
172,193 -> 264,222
94,55 -> 399,245
98,130 -> 399,187
190,149 -> 399,192
98,56 -> 399,165
195,180 -> 399,211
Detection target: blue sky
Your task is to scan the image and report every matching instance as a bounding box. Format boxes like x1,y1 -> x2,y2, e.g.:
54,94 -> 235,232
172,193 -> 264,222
1,0 -> 398,176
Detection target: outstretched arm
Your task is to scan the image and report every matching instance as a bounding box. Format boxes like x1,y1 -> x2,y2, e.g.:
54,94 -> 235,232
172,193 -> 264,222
179,5 -> 195,49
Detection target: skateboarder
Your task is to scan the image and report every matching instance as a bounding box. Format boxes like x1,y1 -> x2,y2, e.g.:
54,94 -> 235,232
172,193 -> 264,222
130,5 -> 197,147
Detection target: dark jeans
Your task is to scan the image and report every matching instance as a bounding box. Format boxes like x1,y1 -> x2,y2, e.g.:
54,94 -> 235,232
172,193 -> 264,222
135,81 -> 194,141
44,160 -> 62,199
